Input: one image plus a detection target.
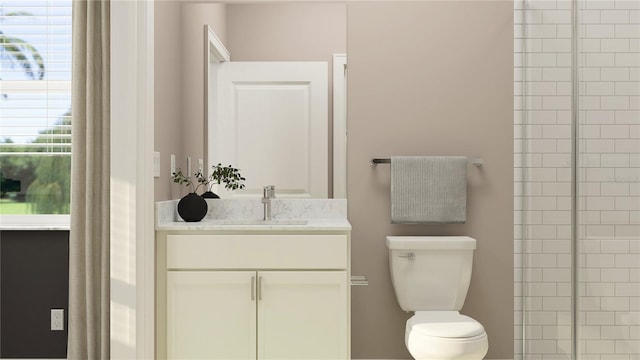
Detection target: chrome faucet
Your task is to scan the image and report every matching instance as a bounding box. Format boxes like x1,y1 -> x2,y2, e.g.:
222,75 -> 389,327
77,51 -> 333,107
262,185 -> 276,221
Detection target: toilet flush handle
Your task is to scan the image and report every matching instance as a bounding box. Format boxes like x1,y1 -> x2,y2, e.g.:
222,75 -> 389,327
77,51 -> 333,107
398,252 -> 415,261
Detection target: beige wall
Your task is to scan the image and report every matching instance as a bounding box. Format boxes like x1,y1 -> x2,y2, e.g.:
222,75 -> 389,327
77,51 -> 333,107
347,2 -> 513,359
154,1 -> 184,201
226,3 -> 346,61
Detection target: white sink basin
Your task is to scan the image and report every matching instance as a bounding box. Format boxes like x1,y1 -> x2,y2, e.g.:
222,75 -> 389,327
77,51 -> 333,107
204,219 -> 308,225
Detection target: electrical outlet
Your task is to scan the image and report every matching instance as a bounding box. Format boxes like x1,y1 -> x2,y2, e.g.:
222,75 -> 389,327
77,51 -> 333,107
170,154 -> 176,176
51,309 -> 64,331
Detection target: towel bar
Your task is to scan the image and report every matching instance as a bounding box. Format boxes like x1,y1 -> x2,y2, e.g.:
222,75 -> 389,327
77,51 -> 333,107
370,157 -> 483,167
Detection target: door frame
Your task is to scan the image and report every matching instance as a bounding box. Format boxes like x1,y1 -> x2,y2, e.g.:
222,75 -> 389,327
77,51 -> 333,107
111,1 -> 155,359
204,25 -> 231,174
332,54 -> 347,199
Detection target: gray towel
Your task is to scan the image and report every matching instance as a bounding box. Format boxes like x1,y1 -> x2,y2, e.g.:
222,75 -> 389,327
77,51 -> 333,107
391,156 -> 467,224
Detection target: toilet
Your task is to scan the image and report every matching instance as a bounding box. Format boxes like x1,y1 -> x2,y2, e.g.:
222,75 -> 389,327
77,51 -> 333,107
386,236 -> 488,360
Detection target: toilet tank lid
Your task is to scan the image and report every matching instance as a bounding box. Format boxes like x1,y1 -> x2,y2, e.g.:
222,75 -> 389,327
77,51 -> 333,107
386,236 -> 476,250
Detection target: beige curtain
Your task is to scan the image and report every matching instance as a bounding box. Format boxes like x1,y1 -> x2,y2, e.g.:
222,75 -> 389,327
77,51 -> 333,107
68,0 -> 110,359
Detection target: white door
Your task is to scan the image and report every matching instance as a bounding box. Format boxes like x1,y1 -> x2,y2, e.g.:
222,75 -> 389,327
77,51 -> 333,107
257,271 -> 348,360
210,62 -> 328,198
167,271 -> 257,360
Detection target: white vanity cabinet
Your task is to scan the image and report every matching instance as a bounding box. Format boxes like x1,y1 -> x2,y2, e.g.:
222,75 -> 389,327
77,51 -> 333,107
158,232 -> 350,360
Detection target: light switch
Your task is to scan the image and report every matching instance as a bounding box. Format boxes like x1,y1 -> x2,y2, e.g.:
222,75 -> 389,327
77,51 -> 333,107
153,152 -> 160,178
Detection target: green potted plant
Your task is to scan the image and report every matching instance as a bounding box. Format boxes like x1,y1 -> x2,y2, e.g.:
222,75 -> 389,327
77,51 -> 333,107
172,169 -> 209,222
202,163 -> 246,198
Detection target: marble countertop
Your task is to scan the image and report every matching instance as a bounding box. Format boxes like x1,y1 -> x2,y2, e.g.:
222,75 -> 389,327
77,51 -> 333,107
156,198 -> 351,232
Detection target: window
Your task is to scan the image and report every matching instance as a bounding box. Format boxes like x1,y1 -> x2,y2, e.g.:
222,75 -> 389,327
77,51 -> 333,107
0,0 -> 72,222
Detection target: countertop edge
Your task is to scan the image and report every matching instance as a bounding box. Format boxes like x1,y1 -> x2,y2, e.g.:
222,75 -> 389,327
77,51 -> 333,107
156,220 -> 352,232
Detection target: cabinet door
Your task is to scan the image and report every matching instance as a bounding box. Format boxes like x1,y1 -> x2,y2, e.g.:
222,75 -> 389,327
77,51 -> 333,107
257,271 -> 348,360
167,271 -> 257,360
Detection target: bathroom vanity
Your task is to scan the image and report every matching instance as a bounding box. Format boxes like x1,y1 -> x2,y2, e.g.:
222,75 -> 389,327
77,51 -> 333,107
155,199 -> 351,360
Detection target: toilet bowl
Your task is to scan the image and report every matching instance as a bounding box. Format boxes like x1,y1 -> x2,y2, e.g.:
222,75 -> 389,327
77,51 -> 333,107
386,236 -> 489,360
405,311 -> 488,360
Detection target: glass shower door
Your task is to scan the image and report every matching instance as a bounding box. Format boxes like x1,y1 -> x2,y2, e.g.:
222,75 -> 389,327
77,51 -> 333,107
515,0 -> 640,359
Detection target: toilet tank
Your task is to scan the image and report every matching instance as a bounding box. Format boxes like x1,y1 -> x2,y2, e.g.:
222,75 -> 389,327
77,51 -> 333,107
386,236 -> 476,312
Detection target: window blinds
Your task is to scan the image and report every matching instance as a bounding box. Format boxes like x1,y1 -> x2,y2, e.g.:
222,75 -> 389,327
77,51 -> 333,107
0,0 -> 72,156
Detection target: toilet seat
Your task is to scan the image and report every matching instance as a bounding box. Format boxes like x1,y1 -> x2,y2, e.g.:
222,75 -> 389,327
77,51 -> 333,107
405,312 -> 488,360
408,311 -> 485,338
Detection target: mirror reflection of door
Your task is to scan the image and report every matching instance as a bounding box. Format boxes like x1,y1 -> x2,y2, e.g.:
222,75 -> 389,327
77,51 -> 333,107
202,3 -> 347,199
212,61 -> 328,198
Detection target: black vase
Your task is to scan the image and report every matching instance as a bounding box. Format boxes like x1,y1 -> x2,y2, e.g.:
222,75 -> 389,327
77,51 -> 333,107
201,191 -> 220,199
177,192 -> 208,222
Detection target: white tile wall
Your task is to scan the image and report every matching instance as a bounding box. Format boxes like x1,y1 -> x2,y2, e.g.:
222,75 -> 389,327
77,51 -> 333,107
577,1 -> 640,357
515,0 -> 640,359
